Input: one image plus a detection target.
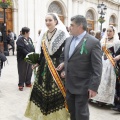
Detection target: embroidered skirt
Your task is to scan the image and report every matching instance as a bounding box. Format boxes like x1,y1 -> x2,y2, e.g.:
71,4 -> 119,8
25,58 -> 69,120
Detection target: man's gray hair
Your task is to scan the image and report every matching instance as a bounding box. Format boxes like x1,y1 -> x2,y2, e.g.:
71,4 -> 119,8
71,15 -> 87,30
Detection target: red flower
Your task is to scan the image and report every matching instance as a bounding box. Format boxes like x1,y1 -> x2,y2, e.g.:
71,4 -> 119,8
2,0 -> 6,3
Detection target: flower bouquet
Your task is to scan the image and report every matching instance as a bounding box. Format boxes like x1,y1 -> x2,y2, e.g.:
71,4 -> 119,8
25,52 -> 40,80
24,52 -> 39,65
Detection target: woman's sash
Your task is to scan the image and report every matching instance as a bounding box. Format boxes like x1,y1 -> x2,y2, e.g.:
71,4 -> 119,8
102,46 -> 115,67
102,46 -> 119,79
42,39 -> 68,111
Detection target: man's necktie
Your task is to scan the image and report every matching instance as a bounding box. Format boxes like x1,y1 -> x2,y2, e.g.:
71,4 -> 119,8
69,37 -> 78,58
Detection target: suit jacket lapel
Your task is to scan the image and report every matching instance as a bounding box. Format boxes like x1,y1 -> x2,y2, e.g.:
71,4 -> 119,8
66,36 -> 73,61
69,33 -> 88,59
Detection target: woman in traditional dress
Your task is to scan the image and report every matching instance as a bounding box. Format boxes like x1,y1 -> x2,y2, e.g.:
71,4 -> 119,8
24,13 -> 69,120
111,47 -> 120,112
92,25 -> 120,105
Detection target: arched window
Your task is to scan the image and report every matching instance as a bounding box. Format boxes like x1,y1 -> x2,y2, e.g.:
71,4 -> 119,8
48,1 -> 63,15
86,10 -> 95,33
109,15 -> 116,26
48,1 -> 64,23
86,10 -> 94,20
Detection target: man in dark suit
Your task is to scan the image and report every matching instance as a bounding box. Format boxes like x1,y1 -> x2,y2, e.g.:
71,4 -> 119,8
57,15 -> 102,120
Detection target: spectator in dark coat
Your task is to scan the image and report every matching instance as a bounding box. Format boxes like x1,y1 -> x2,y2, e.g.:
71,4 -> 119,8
7,30 -> 15,55
16,27 -> 35,91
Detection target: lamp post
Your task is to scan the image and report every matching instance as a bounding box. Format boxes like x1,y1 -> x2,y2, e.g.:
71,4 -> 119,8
3,6 -> 9,56
97,2 -> 107,32
0,0 -> 10,56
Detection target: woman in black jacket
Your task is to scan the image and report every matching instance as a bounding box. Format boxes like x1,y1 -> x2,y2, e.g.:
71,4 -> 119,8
16,27 -> 35,91
113,48 -> 120,112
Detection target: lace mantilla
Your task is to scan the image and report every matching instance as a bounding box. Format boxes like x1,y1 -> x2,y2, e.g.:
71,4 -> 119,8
52,30 -> 66,54
45,29 -> 66,55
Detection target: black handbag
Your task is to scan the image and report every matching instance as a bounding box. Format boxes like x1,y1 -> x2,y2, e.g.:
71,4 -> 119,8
0,53 -> 7,62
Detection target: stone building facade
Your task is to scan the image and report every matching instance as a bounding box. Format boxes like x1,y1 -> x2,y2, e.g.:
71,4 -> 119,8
1,0 -> 120,41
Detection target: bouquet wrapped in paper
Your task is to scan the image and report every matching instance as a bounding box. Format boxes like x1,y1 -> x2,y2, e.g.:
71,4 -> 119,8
24,52 -> 40,64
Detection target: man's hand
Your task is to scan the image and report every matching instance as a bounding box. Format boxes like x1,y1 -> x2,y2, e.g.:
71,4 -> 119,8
56,62 -> 64,71
61,71 -> 65,78
32,63 -> 39,69
88,89 -> 97,99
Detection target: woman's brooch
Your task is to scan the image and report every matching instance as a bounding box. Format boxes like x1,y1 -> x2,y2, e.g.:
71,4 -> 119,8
24,39 -> 29,45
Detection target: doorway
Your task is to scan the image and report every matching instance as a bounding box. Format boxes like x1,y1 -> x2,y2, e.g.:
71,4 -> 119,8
87,20 -> 94,33
0,8 -> 13,32
86,10 -> 95,33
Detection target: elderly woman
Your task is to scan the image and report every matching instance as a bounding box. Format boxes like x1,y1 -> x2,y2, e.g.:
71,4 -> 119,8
16,27 -> 35,91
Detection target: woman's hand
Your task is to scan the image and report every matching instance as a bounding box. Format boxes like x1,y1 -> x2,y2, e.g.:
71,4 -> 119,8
61,71 -> 65,78
114,55 -> 120,62
56,62 -> 64,71
32,63 -> 39,69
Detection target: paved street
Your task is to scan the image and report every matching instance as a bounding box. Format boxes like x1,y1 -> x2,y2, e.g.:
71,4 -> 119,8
0,54 -> 120,120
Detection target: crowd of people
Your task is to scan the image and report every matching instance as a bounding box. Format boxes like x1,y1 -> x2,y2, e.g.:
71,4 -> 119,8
0,12 -> 120,120
0,29 -> 17,77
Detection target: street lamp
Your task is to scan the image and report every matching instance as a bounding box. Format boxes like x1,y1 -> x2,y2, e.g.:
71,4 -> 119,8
2,5 -> 9,56
97,2 -> 107,31
0,0 -> 11,56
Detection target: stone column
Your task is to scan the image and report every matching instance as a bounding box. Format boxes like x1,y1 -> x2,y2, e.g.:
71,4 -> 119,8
67,0 -> 73,26
118,5 -> 120,32
18,0 -> 26,33
27,0 -> 35,40
24,0 -> 28,26
12,8 -> 18,34
34,0 -> 40,43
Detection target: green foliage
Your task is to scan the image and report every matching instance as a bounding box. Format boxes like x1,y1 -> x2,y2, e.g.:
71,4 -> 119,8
0,0 -> 12,8
98,17 -> 105,24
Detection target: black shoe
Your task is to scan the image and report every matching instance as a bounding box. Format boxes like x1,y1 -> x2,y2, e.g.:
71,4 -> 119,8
111,106 -> 120,112
26,84 -> 32,87
19,86 -> 23,91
